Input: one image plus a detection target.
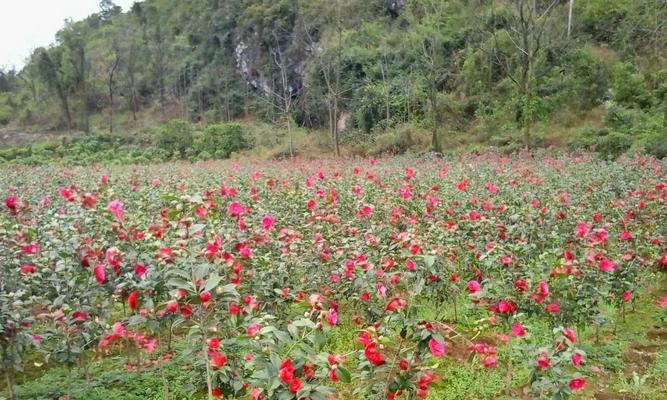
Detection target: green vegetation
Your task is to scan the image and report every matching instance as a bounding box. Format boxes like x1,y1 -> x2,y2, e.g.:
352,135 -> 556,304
0,0 -> 666,160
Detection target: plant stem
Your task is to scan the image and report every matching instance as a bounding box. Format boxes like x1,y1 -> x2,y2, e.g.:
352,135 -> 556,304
6,365 -> 16,400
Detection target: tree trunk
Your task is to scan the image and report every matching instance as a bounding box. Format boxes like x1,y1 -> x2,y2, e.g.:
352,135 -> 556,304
80,47 -> 90,135
567,0 -> 574,39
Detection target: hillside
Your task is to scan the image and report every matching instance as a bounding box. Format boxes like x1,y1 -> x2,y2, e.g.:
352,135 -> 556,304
0,0 -> 666,161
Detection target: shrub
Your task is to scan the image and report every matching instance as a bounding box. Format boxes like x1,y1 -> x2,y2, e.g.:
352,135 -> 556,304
153,119 -> 195,158
191,122 -> 248,159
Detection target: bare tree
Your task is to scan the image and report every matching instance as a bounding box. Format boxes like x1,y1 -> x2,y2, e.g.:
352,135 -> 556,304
492,0 -> 560,147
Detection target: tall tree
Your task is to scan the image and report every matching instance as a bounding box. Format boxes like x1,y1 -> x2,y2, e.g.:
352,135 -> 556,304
35,48 -> 73,131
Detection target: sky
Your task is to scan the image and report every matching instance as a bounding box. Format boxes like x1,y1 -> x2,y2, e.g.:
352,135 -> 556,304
0,0 -> 137,70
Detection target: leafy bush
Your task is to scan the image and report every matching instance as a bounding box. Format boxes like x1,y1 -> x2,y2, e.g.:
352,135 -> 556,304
191,123 -> 247,159
153,119 -> 195,158
569,102 -> 666,158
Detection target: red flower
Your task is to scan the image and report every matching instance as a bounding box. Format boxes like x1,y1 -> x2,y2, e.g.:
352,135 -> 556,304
364,342 -> 385,365
467,280 -> 481,293
572,352 -> 584,366
598,258 -> 617,272
20,265 -> 36,274
93,264 -> 106,283
166,300 -> 179,313
210,351 -> 227,368
279,359 -> 294,383
545,302 -> 559,313
134,264 -> 147,276
212,388 -> 223,397
386,297 -> 407,311
289,377 -> 302,393
328,367 -> 339,382
200,290 -> 212,303
569,377 -> 586,390
208,337 -> 220,349
536,354 -> 550,369
128,290 -> 139,310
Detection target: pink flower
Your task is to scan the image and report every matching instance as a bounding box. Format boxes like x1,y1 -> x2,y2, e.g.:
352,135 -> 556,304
360,204 -> 374,216
563,327 -> 576,343
326,308 -> 338,326
262,214 -> 275,230
107,200 -> 124,219
658,297 -> 667,307
619,230 -> 631,241
536,354 -> 550,369
622,291 -> 631,302
228,201 -> 243,216
377,282 -> 387,297
484,356 -> 497,367
598,258 -> 617,272
467,280 -> 481,293
428,337 -> 445,356
572,352 -> 584,366
406,259 -> 416,270
511,322 -> 525,337
250,388 -> 264,400
247,323 -> 261,336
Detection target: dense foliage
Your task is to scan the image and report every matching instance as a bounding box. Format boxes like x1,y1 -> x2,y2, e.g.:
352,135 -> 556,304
0,0 -> 665,157
1,152 -> 666,399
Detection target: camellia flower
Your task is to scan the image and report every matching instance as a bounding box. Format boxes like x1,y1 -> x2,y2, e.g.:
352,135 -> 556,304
262,214 -> 275,230
228,201 -> 243,216
326,308 -> 338,326
428,337 -> 445,356
247,323 -> 261,336
536,354 -> 550,369
484,356 -> 497,367
200,290 -> 212,303
622,291 -> 632,302
134,264 -> 147,276
166,300 -> 179,313
93,264 -> 106,284
467,280 -> 481,293
563,327 -> 576,343
208,337 -> 220,349
289,378 -> 302,394
569,377 -> 586,390
210,351 -> 227,368
107,200 -> 124,220
572,352 -> 584,366
386,297 -> 407,311
20,265 -> 36,274
598,258 -> 618,272
511,322 -> 525,337
364,342 -> 385,365
128,290 -> 139,310
360,204 -> 374,216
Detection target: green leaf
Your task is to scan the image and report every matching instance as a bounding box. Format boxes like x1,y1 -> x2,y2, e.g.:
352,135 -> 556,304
337,366 -> 351,383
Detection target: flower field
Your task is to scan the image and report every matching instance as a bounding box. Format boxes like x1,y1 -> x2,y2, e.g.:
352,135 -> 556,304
1,152 -> 666,400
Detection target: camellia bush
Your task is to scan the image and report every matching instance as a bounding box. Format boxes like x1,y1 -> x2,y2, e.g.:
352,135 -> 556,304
0,152 -> 665,400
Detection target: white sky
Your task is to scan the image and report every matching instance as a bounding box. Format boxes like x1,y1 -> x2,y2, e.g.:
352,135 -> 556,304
0,0 -> 137,70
